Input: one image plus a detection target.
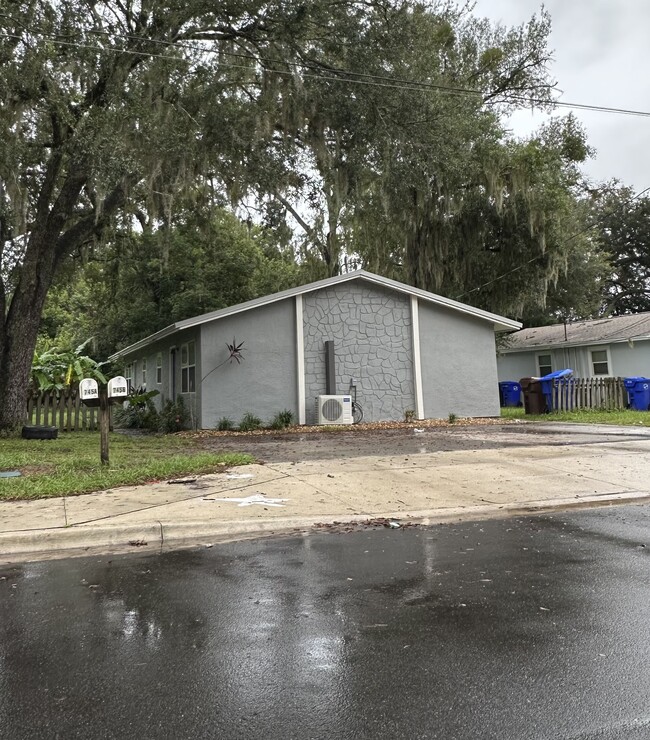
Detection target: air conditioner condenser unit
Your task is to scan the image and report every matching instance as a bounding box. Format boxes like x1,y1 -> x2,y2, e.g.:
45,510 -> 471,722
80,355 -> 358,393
316,395 -> 354,425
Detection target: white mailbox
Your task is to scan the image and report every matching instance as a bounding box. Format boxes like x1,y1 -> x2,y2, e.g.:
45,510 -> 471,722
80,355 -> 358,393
107,376 -> 128,400
80,378 -> 100,407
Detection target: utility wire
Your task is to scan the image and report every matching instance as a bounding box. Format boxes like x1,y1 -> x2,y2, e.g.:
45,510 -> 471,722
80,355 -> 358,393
455,185 -> 650,301
0,32 -> 481,96
2,27 -> 650,117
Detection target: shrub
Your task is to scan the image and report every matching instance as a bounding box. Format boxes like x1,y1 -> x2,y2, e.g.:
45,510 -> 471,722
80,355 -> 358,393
269,409 -> 294,429
239,412 -> 262,432
113,388 -> 160,431
217,416 -> 235,431
159,396 -> 189,434
447,412 -> 457,424
404,409 -> 415,423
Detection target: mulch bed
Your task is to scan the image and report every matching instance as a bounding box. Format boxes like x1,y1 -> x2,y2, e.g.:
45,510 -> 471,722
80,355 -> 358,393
178,417 -> 523,440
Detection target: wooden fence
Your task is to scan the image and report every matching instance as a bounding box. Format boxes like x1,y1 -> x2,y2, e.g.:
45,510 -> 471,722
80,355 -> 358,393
551,376 -> 627,412
26,389 -> 110,431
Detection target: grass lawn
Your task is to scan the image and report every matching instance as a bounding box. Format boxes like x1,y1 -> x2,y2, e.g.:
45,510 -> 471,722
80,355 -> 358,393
0,432 -> 252,501
500,406 -> 650,426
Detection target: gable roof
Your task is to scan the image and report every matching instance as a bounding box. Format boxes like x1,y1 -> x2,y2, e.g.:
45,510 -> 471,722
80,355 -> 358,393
109,270 -> 522,360
502,312 -> 650,353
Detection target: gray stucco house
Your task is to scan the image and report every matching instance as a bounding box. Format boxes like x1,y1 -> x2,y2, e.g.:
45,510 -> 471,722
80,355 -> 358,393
109,270 -> 520,427
497,313 -> 650,382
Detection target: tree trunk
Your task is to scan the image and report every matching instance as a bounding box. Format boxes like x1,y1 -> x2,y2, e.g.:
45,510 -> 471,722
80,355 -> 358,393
0,231 -> 59,431
0,170 -> 133,432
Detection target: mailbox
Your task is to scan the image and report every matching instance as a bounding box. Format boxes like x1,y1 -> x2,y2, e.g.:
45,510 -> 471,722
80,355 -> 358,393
107,376 -> 128,401
80,378 -> 100,407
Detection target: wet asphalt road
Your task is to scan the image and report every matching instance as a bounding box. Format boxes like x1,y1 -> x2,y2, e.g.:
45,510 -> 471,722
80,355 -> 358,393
1,504 -> 650,740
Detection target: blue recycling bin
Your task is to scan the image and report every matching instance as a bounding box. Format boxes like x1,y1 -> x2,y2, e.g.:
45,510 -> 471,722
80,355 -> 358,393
623,377 -> 650,411
499,381 -> 522,407
539,369 -> 573,411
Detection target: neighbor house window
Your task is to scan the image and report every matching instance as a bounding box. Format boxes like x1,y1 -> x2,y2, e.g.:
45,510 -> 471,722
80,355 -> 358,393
537,353 -> 552,376
181,341 -> 196,393
591,349 -> 610,376
141,358 -> 147,388
156,353 -> 162,384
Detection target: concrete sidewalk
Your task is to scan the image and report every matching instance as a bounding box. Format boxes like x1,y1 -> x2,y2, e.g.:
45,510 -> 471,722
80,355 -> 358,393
2,427 -> 650,562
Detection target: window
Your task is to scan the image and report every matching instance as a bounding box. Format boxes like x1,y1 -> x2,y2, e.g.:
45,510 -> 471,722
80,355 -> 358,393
125,362 -> 133,391
591,349 -> 610,376
156,353 -> 162,384
537,353 -> 552,377
181,341 -> 196,393
141,358 -> 147,388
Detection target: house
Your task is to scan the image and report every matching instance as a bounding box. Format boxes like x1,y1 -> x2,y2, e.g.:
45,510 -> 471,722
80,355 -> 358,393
497,313 -> 650,382
108,270 -> 521,427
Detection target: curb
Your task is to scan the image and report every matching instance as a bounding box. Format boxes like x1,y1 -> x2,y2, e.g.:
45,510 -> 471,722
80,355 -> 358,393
1,490 -> 649,562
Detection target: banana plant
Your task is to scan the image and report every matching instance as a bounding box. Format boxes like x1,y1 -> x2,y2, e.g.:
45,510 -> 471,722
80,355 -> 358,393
31,339 -> 108,393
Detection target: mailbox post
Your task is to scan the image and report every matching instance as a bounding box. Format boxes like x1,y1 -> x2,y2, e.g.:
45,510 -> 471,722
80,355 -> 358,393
99,386 -> 110,465
80,376 -> 128,465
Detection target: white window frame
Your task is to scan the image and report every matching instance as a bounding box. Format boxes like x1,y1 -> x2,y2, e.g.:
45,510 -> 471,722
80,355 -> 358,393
156,353 -> 162,385
141,358 -> 147,388
169,348 -> 176,399
125,362 -> 134,391
536,353 -> 553,377
181,341 -> 196,394
589,346 -> 612,377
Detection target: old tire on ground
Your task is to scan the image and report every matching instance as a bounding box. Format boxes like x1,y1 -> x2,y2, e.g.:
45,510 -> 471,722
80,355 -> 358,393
21,425 -> 59,440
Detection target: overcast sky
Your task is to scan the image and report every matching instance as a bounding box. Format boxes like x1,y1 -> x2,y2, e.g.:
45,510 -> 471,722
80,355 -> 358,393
472,0 -> 650,191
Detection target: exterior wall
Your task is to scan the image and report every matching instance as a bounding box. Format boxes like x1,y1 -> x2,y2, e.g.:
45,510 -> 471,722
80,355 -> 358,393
200,298 -> 297,428
302,282 -> 415,423
419,302 -> 500,418
496,351 -> 536,383
605,341 -> 650,378
123,328 -> 201,424
497,345 -> 587,381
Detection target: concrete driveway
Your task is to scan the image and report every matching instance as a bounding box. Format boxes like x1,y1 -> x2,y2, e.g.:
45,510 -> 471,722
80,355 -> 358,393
2,422 -> 650,561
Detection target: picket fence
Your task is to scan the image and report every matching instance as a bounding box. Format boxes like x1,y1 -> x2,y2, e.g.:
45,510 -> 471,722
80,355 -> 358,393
26,389 -> 111,432
550,376 -> 627,412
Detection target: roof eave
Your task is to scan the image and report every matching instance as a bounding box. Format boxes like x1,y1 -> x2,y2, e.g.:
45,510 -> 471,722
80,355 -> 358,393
108,324 -> 178,361
499,334 -> 650,353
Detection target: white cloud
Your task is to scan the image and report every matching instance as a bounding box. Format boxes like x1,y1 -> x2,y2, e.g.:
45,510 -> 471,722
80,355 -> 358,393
472,0 -> 650,189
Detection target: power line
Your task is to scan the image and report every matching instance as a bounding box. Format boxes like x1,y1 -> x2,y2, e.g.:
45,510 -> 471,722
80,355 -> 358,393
2,27 -> 650,118
0,31 -> 480,97
455,185 -> 650,301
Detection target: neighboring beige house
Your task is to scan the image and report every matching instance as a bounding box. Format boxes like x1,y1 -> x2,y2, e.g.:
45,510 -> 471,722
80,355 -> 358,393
497,313 -> 650,382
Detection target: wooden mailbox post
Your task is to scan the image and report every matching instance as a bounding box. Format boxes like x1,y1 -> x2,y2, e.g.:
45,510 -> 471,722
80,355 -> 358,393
80,376 -> 128,465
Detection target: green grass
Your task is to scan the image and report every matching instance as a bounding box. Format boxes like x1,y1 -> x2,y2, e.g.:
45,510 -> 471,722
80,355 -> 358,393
0,432 -> 252,501
501,406 -> 650,426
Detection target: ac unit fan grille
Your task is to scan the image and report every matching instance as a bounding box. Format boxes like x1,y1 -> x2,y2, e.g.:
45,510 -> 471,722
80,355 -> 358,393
321,398 -> 343,422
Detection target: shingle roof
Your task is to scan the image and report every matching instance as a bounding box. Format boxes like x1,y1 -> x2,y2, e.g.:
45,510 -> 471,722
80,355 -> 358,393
502,312 -> 650,352
109,270 -> 522,360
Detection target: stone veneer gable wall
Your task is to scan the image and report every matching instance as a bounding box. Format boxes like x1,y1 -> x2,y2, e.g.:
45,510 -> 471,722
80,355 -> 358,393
302,282 -> 414,423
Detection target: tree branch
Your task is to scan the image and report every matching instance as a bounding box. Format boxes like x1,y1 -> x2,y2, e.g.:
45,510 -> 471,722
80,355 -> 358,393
273,190 -> 314,238
54,174 -> 140,263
